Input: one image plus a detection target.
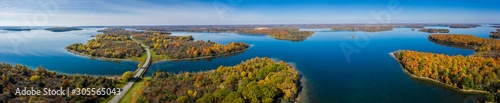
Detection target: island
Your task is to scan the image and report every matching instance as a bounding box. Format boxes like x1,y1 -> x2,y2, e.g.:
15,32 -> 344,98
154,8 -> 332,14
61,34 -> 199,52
428,34 -> 500,58
330,25 -> 393,32
45,27 -> 83,32
2,28 -> 31,31
66,28 -> 250,61
133,31 -> 249,60
238,28 -> 314,41
418,28 -> 449,33
448,24 -> 481,28
0,63 -> 120,102
490,29 -> 500,38
132,57 -> 302,103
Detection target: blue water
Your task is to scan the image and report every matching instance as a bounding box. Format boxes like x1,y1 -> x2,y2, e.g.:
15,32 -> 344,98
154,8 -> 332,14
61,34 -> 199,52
0,28 -> 138,76
0,26 -> 497,102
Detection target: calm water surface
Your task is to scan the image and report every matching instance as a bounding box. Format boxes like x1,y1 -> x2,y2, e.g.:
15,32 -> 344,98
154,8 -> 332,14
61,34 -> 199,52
0,28 -> 138,76
0,26 -> 497,102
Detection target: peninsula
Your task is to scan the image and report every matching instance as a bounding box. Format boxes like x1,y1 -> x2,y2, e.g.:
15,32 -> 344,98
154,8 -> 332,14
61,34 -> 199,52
134,57 -> 302,103
391,34 -> 500,102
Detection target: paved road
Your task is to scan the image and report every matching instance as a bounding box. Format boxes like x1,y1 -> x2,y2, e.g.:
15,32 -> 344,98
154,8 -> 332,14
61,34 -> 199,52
108,36 -> 151,103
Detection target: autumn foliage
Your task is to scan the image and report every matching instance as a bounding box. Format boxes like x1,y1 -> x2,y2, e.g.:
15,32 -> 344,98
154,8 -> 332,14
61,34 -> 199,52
0,63 -> 119,102
428,34 -> 500,58
242,28 -> 314,41
137,57 -> 301,103
394,50 -> 500,101
134,32 -> 249,59
66,33 -> 144,59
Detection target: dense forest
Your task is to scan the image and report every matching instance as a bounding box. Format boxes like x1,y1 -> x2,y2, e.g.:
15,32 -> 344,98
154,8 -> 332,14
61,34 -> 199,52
133,32 -> 249,59
393,50 -> 500,102
133,57 -> 301,103
239,28 -> 314,41
428,34 -> 500,58
66,33 -> 144,59
490,29 -> 500,38
418,28 -> 449,33
330,25 -> 393,32
0,63 -> 119,102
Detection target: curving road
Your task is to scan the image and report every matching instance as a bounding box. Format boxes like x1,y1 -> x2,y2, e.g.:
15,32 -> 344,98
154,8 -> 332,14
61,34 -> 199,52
108,36 -> 151,103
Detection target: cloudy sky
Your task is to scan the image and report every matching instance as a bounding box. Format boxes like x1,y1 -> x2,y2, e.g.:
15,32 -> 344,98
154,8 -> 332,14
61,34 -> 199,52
0,0 -> 499,26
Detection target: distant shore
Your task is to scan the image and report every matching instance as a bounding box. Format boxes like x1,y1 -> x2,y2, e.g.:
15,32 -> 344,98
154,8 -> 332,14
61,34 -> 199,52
389,51 -> 490,94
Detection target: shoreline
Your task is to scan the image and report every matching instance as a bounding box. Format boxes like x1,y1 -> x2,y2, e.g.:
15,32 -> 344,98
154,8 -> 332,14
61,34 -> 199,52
294,75 -> 308,103
66,49 -> 139,62
389,51 -> 490,94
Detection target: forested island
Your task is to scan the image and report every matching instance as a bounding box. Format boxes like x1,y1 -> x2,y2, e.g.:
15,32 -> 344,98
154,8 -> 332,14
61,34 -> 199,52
330,25 -> 393,32
418,28 -> 449,33
0,63 -> 120,102
393,50 -> 499,102
238,28 -> 314,41
428,34 -> 500,58
132,57 -> 302,103
66,33 -> 145,59
133,31 -> 249,59
45,27 -> 83,32
67,28 -> 249,61
448,24 -> 481,28
2,28 -> 31,31
490,29 -> 500,38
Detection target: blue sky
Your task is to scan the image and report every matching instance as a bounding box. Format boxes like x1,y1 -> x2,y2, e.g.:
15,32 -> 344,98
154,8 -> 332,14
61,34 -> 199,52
0,0 -> 499,26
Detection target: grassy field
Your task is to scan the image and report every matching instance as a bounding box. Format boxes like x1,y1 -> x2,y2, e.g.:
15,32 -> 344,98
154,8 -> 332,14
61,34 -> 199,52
118,77 -> 150,103
130,36 -> 168,62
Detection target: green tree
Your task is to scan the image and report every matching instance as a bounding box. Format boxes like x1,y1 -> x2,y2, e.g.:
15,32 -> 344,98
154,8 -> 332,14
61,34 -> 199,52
121,71 -> 133,82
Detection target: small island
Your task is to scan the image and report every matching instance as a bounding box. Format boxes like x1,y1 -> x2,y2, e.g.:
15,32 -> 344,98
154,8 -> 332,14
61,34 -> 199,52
490,29 -> 500,38
2,28 -> 31,31
418,28 -> 449,33
448,24 -> 481,28
239,28 -> 314,41
45,27 -> 83,32
330,25 -> 393,32
135,57 -> 302,103
0,63 -> 120,102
